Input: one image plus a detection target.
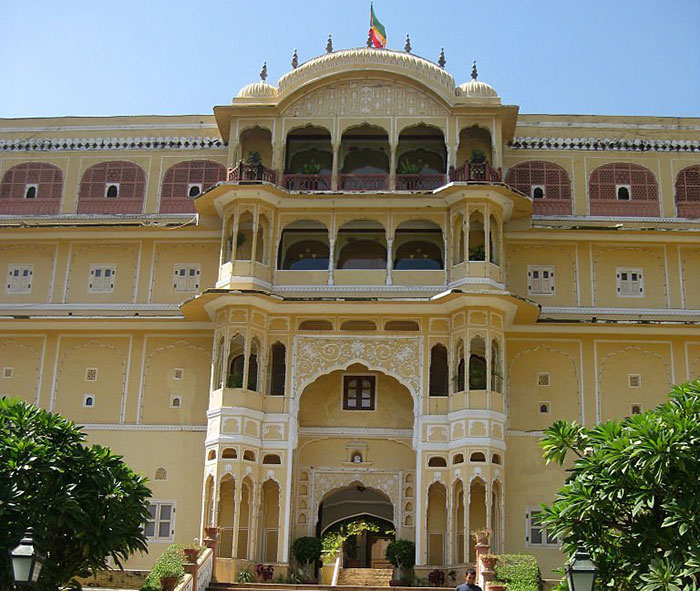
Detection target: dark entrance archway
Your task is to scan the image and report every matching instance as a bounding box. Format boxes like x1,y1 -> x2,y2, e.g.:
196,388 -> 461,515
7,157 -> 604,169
316,485 -> 395,568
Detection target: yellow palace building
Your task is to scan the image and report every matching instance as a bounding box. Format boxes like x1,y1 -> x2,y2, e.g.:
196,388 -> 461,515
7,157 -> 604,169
1,44 -> 699,580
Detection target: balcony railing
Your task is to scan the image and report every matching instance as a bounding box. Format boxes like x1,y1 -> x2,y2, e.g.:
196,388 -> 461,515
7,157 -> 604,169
227,161 -> 277,184
339,173 -> 389,191
396,173 -> 447,191
449,162 -> 502,183
283,173 -> 332,191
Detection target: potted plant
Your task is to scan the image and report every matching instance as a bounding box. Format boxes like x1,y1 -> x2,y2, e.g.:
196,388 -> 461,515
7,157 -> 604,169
246,150 -> 262,164
183,547 -> 199,563
236,568 -> 253,583
291,536 -> 322,582
468,244 -> 486,261
471,528 -> 492,546
480,554 -> 498,571
470,149 -> 487,164
300,160 -> 323,175
203,526 -> 219,540
386,539 -> 416,583
256,564 -> 275,582
152,549 -> 185,591
399,160 -> 425,174
488,585 -> 507,591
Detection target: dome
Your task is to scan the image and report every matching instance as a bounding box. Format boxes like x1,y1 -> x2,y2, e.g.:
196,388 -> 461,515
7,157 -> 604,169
456,61 -> 500,101
236,81 -> 278,99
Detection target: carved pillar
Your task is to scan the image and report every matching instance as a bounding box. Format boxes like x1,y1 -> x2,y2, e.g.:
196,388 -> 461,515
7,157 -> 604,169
443,235 -> 449,285
272,141 -> 285,181
328,235 -> 336,285
386,237 -> 393,285
484,205 -> 491,265
446,482 -> 454,565
447,143 -> 457,180
250,219 -> 259,266
389,143 -> 397,191
331,143 -> 340,190
232,484 -> 243,558
230,208 -> 240,263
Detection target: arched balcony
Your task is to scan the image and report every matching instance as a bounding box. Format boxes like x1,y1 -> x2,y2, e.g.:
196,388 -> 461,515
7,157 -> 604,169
276,220 -> 330,285
282,125 -> 332,191
339,125 -> 390,191
450,204 -> 503,285
451,125 -> 501,182
391,219 -> 445,285
228,126 -> 277,184
220,207 -> 272,286
334,219 -> 387,284
396,124 -> 446,190
675,164 -> 700,218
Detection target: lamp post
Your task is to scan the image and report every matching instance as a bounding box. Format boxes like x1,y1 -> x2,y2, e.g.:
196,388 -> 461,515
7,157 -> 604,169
9,529 -> 45,589
565,546 -> 597,591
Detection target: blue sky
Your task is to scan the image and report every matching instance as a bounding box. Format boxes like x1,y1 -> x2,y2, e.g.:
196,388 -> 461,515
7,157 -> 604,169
1,0 -> 698,118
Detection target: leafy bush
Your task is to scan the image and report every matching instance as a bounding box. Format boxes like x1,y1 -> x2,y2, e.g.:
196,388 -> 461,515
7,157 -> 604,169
140,545 -> 186,591
493,554 -> 541,591
386,539 -> 416,569
236,568 -> 253,583
291,536 -> 322,570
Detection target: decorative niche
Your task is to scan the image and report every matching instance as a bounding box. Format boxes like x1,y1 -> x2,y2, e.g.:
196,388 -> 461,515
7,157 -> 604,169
343,440 -> 371,466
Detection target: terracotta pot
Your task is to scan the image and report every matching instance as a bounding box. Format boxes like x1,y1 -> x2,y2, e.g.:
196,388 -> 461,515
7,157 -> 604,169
183,548 -> 199,563
204,526 -> 219,539
474,532 -> 490,545
480,556 -> 497,570
160,575 -> 179,591
488,585 -> 506,591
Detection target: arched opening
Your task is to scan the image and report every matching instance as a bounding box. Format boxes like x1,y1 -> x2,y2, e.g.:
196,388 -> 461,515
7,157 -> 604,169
491,340 -> 502,392
675,164 -> 700,218
427,482 -> 447,565
396,124 -> 447,190
454,480 -> 465,563
317,485 -> 395,569
468,212 -> 485,261
159,160 -> 226,213
589,162 -> 659,217
255,214 -> 269,264
340,319 -> 377,331
77,160 -> 146,214
429,344 -> 448,397
298,319 -> 333,331
452,214 -> 465,265
505,160 -> 572,215
492,453 -> 502,465
0,162 -> 63,215
203,475 -> 214,528
223,216 -> 234,262
452,453 -> 465,465
284,125 -> 333,191
489,215 -> 500,265
393,220 -> 444,270
237,478 -> 252,559
469,337 -> 487,390
248,338 -> 260,391
262,454 -> 281,465
214,336 -> 225,389
491,481 -> 502,553
222,448 -> 237,459
468,478 -> 487,563
236,211 -> 254,261
269,342 -> 286,396
278,220 -> 330,271
243,450 -> 256,462
340,124 -> 390,191
336,219 -> 387,270
207,449 -> 216,461
227,334 -> 245,389
453,126 -> 498,182
259,479 -> 280,562
218,474 -> 236,558
455,339 -> 465,393
428,456 -> 447,467
239,126 -> 273,169
384,319 -> 420,331
470,452 -> 486,462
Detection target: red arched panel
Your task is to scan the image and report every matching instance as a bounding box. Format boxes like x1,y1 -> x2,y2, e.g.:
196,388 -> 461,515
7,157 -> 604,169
77,161 -> 146,214
588,162 -> 659,217
675,164 -> 700,218
0,162 -> 63,215
159,160 -> 226,213
505,160 -> 572,215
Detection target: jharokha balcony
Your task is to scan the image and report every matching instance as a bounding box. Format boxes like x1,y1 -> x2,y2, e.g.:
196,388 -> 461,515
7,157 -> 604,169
449,162 -> 502,183
227,161 -> 277,184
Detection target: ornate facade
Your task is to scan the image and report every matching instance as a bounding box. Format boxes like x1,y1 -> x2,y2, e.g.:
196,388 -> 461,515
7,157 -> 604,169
1,46 -> 699,580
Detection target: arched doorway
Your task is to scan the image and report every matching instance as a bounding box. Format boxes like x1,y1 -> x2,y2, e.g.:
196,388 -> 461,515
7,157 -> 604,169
317,485 -> 395,569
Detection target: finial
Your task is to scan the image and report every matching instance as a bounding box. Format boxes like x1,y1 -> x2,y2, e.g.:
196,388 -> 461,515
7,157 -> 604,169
471,60 -> 478,80
438,48 -> 446,68
326,34 -> 333,53
367,30 -> 373,48
292,49 -> 298,69
404,34 -> 412,53
260,62 -> 267,82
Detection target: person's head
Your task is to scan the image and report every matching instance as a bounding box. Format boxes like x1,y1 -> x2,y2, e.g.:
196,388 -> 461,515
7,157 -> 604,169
466,569 -> 477,585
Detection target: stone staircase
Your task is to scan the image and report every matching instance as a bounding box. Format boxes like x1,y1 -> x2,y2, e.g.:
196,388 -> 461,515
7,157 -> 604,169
337,567 -> 394,586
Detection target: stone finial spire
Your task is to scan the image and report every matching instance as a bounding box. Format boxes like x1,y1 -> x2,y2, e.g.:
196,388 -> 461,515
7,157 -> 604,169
404,34 -> 412,53
292,49 -> 298,69
260,62 -> 267,82
438,48 -> 446,68
471,60 -> 478,80
326,34 -> 333,53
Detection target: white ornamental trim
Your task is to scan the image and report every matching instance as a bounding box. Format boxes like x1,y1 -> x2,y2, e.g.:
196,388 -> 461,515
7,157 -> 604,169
0,136 -> 226,153
509,136 -> 700,152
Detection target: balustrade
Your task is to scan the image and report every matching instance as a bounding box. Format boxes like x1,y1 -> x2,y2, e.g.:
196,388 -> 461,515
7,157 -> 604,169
339,173 -> 389,191
396,173 -> 446,191
450,162 -> 502,183
227,161 -> 277,184
283,173 -> 332,191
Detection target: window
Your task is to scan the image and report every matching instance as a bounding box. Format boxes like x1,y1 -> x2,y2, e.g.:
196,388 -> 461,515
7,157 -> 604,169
145,502 -> 175,541
83,394 -> 95,408
262,454 -> 281,465
3,367 -> 14,379
628,374 -> 641,388
539,401 -> 551,414
469,452 -> 486,462
343,375 -> 376,410
173,264 -> 200,292
88,264 -> 116,293
269,342 -> 286,396
169,395 -> 182,408
428,456 -> 447,467
537,372 -> 550,386
616,268 -> 644,297
25,184 -> 38,199
105,183 -> 120,198
85,368 -> 98,382
429,344 -> 448,396
526,508 -> 558,546
531,185 -> 545,199
154,467 -> 167,481
6,265 -> 33,294
616,184 -> 631,200
187,183 -> 203,198
173,368 -> 184,380
528,265 -> 555,295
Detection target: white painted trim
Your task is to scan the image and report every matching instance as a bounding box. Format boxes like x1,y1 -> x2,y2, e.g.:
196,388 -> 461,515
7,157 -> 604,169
678,246 -> 686,309
298,426 -> 412,438
81,423 -> 207,431
540,305 -> 700,316
516,121 -> 700,131
120,334 -> 133,423
62,242 -> 73,303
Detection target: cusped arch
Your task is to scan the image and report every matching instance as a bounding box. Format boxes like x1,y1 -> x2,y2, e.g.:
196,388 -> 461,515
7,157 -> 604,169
0,162 -> 63,215
0,339 -> 42,405
675,164 -> 700,218
588,162 -> 659,217
159,160 -> 226,213
505,160 -> 572,215
78,160 -> 146,214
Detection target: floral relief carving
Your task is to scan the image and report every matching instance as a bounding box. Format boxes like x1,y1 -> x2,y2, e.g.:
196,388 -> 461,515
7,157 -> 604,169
294,336 -> 421,399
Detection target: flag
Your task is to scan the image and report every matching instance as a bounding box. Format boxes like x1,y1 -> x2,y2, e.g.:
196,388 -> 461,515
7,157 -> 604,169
369,4 -> 387,48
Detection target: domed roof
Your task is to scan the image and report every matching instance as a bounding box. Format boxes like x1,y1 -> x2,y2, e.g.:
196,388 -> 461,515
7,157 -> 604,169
456,62 -> 500,101
235,62 -> 278,100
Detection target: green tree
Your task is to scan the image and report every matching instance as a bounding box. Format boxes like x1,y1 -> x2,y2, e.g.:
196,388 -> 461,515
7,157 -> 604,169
539,380 -> 700,591
0,397 -> 152,591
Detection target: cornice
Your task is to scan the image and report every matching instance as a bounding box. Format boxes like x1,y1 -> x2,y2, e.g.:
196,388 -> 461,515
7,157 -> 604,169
0,136 -> 226,153
508,136 -> 700,152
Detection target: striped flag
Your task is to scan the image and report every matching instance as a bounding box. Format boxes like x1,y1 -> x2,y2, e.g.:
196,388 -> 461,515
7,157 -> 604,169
369,4 -> 387,48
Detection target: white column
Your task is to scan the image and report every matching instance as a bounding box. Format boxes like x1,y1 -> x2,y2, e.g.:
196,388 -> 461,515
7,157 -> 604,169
389,143 -> 398,191
386,237 -> 393,286
328,235 -> 336,286
331,143 -> 340,190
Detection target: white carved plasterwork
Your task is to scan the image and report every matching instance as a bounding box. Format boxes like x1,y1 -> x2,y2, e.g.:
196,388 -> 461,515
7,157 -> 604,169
284,81 -> 447,119
293,335 -> 421,400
